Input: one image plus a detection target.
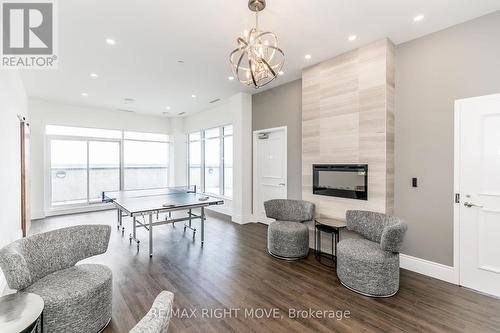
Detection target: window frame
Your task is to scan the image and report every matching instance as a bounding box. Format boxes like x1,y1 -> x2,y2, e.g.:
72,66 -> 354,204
187,124 -> 233,198
45,125 -> 170,211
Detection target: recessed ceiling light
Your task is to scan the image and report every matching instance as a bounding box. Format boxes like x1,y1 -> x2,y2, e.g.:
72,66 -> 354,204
81,92 -> 88,97
191,94 -> 197,98
413,14 -> 424,22
278,71 -> 284,76
348,35 -> 357,41
228,76 -> 235,81
90,73 -> 98,78
105,38 -> 116,45
124,98 -> 135,104
165,106 -> 171,110
305,54 -> 312,60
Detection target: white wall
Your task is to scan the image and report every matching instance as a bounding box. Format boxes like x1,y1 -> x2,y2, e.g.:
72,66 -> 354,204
179,93 -> 253,223
0,71 -> 28,293
29,98 -> 171,219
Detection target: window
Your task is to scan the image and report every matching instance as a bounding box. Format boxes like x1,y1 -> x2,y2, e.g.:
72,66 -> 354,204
223,125 -> 233,197
47,125 -> 169,208
188,125 -> 233,197
124,141 -> 169,190
50,140 -> 88,206
188,133 -> 202,191
89,141 -> 120,202
204,131 -> 221,194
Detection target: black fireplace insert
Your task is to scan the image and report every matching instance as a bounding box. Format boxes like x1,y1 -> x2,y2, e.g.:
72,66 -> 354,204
313,164 -> 368,200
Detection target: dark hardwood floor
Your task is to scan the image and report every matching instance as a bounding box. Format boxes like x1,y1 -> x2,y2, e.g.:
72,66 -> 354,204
31,210 -> 500,333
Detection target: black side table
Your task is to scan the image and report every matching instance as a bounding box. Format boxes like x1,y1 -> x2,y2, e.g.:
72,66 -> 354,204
314,218 -> 347,267
0,292 -> 44,333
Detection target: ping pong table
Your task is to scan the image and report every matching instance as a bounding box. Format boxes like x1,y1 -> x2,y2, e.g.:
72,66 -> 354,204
102,186 -> 223,257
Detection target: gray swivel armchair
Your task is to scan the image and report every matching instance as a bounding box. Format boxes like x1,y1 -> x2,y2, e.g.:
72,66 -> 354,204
337,210 -> 408,297
264,199 -> 315,260
129,291 -> 175,333
0,225 -> 112,332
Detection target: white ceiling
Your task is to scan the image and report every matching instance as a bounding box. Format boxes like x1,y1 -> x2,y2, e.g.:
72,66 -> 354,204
20,0 -> 500,117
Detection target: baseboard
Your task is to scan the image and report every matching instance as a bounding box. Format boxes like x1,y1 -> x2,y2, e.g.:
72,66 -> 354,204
400,254 -> 458,284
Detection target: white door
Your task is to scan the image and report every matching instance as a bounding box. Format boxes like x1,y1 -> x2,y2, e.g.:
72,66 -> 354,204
457,93 -> 500,297
253,127 -> 287,223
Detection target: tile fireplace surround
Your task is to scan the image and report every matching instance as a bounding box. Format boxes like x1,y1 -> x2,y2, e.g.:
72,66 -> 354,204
302,38 -> 395,220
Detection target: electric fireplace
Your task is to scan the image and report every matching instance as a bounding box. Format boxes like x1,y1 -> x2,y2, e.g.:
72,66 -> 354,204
313,164 -> 368,200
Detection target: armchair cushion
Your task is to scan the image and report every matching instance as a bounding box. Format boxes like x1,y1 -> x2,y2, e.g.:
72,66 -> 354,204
264,199 -> 315,222
345,210 -> 387,243
346,210 -> 407,253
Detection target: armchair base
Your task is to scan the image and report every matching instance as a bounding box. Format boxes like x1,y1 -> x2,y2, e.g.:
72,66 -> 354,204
267,250 -> 309,261
337,238 -> 400,297
339,281 -> 399,298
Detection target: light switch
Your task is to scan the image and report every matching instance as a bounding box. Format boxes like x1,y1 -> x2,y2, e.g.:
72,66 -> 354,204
412,178 -> 418,188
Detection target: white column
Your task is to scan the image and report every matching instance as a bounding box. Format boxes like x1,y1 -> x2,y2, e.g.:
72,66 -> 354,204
169,117 -> 187,186
231,93 -> 253,224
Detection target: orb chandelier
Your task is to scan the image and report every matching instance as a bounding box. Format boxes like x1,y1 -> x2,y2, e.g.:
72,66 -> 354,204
229,0 -> 285,89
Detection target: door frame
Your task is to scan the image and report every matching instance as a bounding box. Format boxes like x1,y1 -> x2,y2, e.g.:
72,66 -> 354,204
454,93 -> 500,286
252,126 -> 287,223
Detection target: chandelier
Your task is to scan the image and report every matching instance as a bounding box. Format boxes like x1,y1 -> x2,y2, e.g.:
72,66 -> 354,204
229,0 -> 285,89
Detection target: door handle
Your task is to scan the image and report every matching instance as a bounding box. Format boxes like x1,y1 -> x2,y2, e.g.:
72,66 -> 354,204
464,202 -> 483,208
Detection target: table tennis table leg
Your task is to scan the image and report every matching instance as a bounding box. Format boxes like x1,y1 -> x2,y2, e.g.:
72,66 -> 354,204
117,209 -> 122,231
133,217 -> 136,241
149,214 -> 153,257
201,207 -> 205,246
129,217 -> 140,250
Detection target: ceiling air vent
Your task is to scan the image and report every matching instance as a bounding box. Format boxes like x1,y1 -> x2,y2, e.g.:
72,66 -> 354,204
116,109 -> 135,113
178,112 -> 186,116
209,98 -> 221,104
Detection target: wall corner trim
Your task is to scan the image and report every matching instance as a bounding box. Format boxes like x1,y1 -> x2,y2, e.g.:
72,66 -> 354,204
400,254 -> 458,284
